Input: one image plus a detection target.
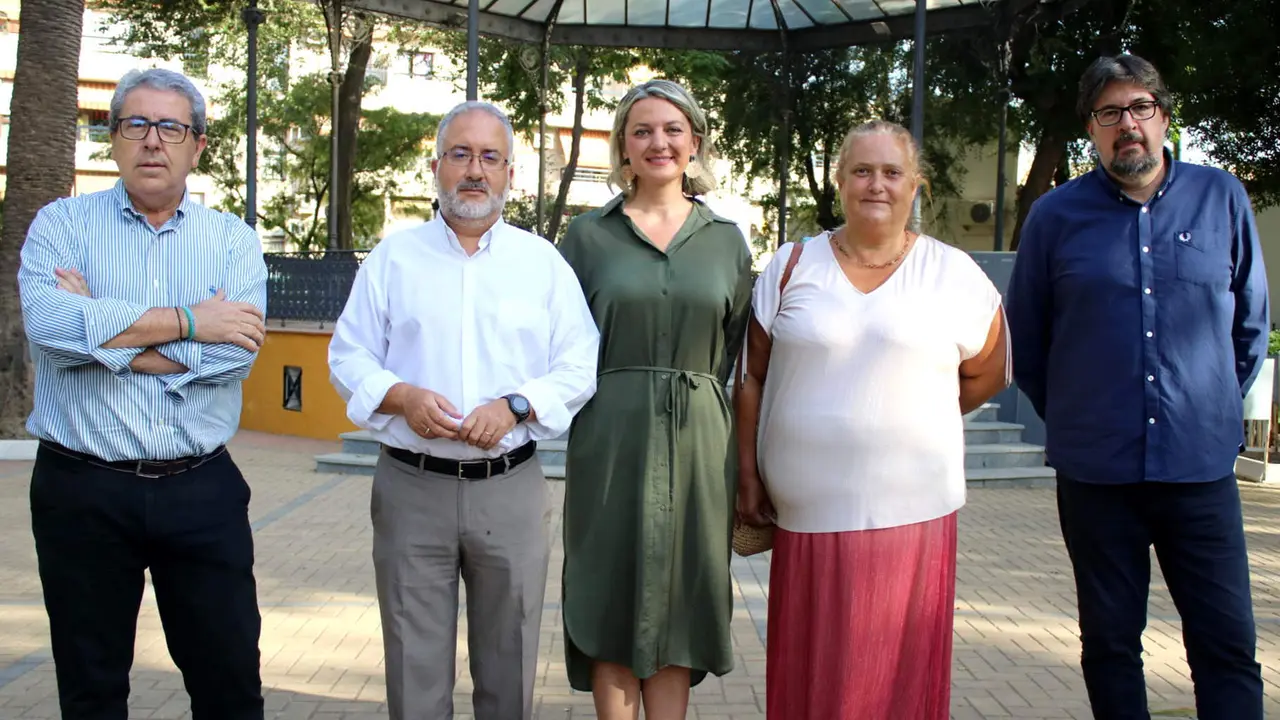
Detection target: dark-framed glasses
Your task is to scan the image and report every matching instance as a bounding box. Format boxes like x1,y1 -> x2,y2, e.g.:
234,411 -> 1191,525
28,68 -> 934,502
115,116 -> 195,144
441,147 -> 509,170
1091,100 -> 1160,127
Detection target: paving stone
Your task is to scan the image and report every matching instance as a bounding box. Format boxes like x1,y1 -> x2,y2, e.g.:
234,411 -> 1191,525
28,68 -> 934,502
2,430 -> 1279,718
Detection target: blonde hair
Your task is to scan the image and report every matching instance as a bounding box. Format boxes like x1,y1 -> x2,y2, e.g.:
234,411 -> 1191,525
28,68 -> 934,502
607,79 -> 717,197
834,119 -> 931,231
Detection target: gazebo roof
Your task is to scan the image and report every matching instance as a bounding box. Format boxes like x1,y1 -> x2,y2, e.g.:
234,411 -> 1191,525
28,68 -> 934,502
349,0 -> 1025,51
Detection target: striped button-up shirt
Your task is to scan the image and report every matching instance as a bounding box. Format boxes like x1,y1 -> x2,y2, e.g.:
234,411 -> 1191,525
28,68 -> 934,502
19,180 -> 267,462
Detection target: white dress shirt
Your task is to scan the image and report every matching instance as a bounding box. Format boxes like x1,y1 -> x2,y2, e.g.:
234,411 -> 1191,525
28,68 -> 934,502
328,216 -> 600,460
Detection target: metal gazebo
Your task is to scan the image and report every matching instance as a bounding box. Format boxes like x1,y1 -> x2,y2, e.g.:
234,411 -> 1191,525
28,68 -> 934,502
245,0 -> 1038,247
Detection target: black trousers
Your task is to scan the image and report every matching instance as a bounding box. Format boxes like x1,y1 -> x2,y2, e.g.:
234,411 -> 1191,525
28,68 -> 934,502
1057,474 -> 1263,720
29,443 -> 264,720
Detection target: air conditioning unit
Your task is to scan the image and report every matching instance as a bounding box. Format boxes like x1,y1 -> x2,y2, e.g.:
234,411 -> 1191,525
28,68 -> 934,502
968,201 -> 995,224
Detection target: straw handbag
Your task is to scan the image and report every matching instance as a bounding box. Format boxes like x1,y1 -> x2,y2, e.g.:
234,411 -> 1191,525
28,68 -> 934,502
732,518 -> 775,557
731,239 -> 806,557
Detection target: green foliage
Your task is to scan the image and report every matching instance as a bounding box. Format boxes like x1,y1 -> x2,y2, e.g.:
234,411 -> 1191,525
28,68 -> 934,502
648,43 -> 1005,233
204,73 -> 437,249
424,30 -> 639,239
427,30 -> 636,142
99,0 -> 440,249
98,0 -> 310,85
502,193 -> 588,244
1130,0 -> 1280,209
1269,329 -> 1280,358
930,0 -> 1280,247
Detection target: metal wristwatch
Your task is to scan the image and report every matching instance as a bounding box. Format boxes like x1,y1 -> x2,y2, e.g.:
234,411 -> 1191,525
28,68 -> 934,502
504,393 -> 531,423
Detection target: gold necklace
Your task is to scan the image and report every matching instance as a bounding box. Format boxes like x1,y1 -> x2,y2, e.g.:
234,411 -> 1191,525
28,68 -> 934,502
831,230 -> 910,269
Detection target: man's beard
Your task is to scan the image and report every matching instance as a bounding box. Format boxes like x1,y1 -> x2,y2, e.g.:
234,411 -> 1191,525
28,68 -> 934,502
1109,131 -> 1160,179
435,177 -> 507,221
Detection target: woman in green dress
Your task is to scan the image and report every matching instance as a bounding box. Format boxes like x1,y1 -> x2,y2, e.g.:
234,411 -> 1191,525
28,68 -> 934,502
557,79 -> 753,720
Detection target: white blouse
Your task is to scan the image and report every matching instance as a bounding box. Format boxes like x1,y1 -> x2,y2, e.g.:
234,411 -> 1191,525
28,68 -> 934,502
752,233 -> 1001,533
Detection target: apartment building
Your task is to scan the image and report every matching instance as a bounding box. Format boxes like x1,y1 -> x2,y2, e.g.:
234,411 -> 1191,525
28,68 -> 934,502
0,2 -> 1042,264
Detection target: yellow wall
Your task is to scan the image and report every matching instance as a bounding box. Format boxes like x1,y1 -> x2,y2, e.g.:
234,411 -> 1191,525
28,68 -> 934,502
240,326 -> 358,440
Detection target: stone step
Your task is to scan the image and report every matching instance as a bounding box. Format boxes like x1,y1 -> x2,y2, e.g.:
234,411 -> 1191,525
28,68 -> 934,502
963,421 -> 1025,445
965,443 -> 1046,469
315,452 -> 376,476
963,402 -> 1000,424
324,429 -> 1049,484
536,439 -> 567,468
340,430 -> 379,456
965,465 -> 1056,488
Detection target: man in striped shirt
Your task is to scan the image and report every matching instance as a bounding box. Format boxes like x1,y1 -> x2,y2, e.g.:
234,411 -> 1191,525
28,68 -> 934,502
18,68 -> 268,719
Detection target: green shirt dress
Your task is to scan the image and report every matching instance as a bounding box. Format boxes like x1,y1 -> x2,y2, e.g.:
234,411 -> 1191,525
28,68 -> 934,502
557,193 -> 753,691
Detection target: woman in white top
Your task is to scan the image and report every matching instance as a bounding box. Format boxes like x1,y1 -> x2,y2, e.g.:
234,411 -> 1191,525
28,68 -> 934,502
735,119 -> 1010,719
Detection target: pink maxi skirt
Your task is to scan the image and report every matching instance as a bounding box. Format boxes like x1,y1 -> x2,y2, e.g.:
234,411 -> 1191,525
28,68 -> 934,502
766,512 -> 958,720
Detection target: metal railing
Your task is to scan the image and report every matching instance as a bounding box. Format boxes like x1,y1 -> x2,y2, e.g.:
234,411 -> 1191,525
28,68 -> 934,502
264,250 -> 368,324
76,125 -> 110,143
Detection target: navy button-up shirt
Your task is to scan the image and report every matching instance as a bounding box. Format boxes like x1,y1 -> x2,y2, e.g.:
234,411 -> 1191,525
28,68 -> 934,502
1006,150 -> 1269,484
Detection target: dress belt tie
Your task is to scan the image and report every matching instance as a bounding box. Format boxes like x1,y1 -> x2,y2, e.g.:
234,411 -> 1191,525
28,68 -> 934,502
597,366 -> 719,430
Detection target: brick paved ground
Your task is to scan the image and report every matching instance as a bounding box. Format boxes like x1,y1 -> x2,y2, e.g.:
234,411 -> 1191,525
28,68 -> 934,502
1,430 -> 1278,719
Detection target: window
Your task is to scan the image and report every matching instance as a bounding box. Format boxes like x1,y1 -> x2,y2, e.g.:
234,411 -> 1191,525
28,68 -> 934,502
182,29 -> 209,79
301,27 -> 328,50
262,231 -> 286,254
570,167 -> 610,184
265,146 -> 287,181
188,192 -> 205,206
76,125 -> 110,143
76,109 -> 109,143
407,51 -> 434,79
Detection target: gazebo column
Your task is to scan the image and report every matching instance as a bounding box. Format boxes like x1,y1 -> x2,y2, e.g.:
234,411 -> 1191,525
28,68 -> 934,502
466,0 -> 479,100
771,0 -> 791,248
910,0 -> 926,228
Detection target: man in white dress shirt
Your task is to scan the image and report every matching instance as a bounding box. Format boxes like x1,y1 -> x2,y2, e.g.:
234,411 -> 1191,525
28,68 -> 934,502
328,101 -> 600,720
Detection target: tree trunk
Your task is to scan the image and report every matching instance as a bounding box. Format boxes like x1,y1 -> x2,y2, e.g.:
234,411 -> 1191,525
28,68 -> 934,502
801,154 -> 838,230
1054,151 -> 1071,187
335,17 -> 373,250
546,50 -> 588,242
0,0 -> 84,437
1010,128 -> 1068,250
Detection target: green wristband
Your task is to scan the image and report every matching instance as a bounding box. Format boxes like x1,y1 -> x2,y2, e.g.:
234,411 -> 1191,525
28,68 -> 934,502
181,306 -> 196,341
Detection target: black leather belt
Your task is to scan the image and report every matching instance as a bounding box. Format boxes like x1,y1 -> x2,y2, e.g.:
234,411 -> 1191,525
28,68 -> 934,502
384,440 -> 537,480
39,440 -> 226,478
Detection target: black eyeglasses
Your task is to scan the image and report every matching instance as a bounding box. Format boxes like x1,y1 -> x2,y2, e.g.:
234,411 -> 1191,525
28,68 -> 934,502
440,147 -> 509,170
114,116 -> 197,144
1091,100 -> 1160,127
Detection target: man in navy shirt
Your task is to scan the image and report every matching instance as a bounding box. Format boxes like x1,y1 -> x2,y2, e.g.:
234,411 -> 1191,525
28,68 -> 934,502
1007,54 -> 1267,719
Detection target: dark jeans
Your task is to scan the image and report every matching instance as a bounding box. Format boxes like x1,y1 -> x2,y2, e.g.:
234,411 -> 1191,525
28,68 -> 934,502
1056,474 -> 1262,720
29,443 -> 264,720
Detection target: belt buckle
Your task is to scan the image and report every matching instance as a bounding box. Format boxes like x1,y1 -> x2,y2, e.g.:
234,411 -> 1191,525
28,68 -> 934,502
135,461 -> 164,479
457,453 -> 510,480
457,458 -> 490,480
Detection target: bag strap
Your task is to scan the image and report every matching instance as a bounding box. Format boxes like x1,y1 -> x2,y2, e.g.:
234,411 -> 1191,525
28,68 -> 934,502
778,238 -> 805,296
736,240 -> 806,390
